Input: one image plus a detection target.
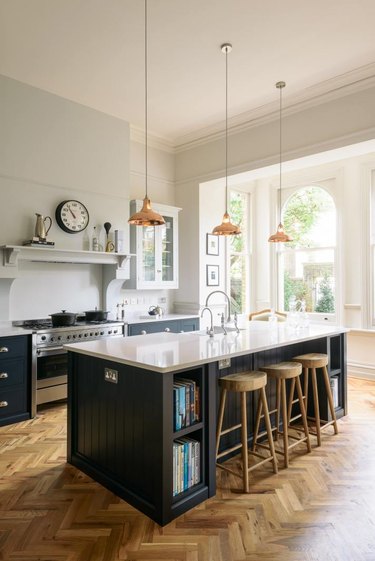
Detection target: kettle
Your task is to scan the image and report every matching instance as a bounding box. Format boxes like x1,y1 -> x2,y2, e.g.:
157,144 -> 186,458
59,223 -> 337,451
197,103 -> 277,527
148,305 -> 163,316
35,213 -> 52,240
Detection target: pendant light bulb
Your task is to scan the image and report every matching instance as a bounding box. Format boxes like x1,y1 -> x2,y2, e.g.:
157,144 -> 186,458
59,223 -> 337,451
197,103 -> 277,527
128,0 -> 165,227
212,43 -> 241,236
268,80 -> 291,243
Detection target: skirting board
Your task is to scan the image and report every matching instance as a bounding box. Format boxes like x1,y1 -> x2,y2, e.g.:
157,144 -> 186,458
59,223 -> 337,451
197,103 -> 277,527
348,362 -> 375,381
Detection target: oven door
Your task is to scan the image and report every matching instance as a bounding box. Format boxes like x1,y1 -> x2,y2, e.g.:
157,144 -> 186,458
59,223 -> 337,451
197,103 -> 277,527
36,346 -> 68,405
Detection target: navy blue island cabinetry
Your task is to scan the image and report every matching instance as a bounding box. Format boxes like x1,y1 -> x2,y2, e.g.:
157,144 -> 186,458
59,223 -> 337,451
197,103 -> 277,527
66,324 -> 347,526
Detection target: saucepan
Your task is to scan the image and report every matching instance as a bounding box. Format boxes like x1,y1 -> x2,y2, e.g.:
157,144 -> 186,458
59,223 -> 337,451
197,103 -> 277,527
50,310 -> 77,327
84,309 -> 110,322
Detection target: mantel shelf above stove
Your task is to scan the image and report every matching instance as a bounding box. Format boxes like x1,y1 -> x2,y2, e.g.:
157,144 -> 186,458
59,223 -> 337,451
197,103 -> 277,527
1,245 -> 135,277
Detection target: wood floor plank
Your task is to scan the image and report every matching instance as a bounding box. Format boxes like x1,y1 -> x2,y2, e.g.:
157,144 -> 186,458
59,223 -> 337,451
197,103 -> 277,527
0,378 -> 375,560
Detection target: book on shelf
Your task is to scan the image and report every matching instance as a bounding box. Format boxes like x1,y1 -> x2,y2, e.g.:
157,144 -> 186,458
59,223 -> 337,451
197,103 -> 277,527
173,437 -> 200,496
173,377 -> 200,431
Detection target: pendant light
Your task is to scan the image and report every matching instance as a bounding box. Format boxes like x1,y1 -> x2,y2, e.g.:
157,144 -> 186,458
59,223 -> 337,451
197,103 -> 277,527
268,81 -> 292,243
212,44 -> 241,236
128,0 -> 165,227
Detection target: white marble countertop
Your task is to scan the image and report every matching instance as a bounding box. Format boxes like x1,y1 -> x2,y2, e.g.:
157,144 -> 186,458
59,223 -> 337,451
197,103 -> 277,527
125,313 -> 199,325
65,322 -> 349,373
0,322 -> 33,336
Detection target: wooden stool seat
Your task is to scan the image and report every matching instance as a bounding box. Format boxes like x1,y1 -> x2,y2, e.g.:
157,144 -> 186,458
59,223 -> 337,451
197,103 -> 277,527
218,371 -> 267,392
254,361 -> 311,468
260,361 -> 302,380
216,370 -> 278,493
291,353 -> 338,446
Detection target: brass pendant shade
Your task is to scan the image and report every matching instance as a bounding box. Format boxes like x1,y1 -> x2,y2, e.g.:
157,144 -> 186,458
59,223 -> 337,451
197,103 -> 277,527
212,44 -> 241,237
128,0 -> 165,227
268,81 -> 292,243
128,196 -> 165,226
213,212 -> 241,236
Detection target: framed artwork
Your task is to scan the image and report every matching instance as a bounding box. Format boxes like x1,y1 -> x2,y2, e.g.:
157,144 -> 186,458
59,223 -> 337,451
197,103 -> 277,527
206,264 -> 219,286
206,233 -> 219,256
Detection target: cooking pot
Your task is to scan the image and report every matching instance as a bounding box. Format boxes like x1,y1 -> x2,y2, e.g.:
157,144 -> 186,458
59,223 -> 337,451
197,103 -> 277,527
84,309 -> 110,322
50,310 -> 77,327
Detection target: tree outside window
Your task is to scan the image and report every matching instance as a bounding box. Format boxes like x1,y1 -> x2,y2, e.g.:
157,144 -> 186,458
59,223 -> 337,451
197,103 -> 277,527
279,186 -> 336,313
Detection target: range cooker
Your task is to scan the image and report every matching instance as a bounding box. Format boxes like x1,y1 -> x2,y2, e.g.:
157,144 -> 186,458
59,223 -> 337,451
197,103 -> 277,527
15,318 -> 126,413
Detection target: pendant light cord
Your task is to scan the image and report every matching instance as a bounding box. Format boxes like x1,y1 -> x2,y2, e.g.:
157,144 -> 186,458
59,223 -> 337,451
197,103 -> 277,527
279,83 -> 282,225
144,0 -> 148,199
225,46 -> 228,214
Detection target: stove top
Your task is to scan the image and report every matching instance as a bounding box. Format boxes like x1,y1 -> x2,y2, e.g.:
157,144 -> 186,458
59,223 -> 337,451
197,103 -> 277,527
16,318 -> 124,330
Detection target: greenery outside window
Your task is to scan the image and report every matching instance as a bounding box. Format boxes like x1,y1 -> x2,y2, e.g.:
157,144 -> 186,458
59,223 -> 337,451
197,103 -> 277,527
278,186 -> 336,315
228,190 -> 250,313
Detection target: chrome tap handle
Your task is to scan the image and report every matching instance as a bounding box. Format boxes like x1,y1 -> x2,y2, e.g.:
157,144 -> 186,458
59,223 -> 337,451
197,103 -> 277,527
201,306 -> 214,337
234,311 -> 240,333
220,312 -> 227,335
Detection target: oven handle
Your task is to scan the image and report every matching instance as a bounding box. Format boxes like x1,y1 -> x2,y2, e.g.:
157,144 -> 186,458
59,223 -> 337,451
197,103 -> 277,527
36,346 -> 67,357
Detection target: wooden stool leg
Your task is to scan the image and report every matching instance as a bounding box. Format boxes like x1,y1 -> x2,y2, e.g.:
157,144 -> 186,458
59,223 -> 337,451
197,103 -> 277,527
287,378 -> 296,424
252,391 -> 263,451
275,379 -> 281,441
295,376 -> 311,453
240,391 -> 249,492
216,388 -> 227,459
281,379 -> 289,468
322,366 -> 339,434
303,367 -> 309,412
260,387 -> 278,474
311,368 -> 321,446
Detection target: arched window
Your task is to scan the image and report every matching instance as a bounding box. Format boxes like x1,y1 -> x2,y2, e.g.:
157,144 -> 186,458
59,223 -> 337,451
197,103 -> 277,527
278,186 -> 336,315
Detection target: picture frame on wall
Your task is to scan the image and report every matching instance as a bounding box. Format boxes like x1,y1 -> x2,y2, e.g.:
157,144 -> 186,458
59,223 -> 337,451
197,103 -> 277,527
206,264 -> 220,286
206,233 -> 219,256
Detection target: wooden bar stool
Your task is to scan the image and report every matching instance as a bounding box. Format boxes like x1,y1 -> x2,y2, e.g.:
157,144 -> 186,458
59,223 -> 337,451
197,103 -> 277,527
254,362 -> 311,468
216,371 -> 278,493
292,353 -> 338,446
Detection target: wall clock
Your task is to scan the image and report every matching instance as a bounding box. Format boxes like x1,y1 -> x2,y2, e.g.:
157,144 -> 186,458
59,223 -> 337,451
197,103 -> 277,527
55,200 -> 89,234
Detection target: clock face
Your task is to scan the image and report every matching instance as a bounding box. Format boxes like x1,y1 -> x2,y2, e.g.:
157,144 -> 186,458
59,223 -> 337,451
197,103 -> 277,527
55,200 -> 89,234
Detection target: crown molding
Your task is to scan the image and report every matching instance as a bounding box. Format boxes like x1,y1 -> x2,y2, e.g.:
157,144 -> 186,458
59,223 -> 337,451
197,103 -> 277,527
130,126 -> 175,154
174,62 -> 375,153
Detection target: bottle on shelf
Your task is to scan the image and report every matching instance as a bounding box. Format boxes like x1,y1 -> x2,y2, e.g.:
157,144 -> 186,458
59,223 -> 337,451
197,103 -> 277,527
92,227 -> 99,252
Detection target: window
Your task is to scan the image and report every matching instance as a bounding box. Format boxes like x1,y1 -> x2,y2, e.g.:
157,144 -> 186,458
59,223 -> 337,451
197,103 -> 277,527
228,190 -> 250,313
278,186 -> 336,315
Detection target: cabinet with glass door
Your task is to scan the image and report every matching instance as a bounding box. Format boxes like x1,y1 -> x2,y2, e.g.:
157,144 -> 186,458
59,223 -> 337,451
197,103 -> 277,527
128,200 -> 180,289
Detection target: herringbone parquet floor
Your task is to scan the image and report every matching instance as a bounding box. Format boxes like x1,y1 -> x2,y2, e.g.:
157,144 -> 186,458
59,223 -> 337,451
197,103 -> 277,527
1,377 -> 374,561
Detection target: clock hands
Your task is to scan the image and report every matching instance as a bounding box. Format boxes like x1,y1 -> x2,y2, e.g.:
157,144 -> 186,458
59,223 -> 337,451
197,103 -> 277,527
67,205 -> 76,219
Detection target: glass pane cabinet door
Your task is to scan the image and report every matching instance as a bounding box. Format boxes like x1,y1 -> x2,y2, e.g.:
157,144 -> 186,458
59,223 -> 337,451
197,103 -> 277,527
162,217 -> 174,282
142,226 -> 156,282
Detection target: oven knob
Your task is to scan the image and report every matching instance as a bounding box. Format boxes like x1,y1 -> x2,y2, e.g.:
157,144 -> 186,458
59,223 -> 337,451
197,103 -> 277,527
51,337 -> 55,342
41,335 -> 47,341
78,334 -> 82,338
114,329 -> 118,334
73,335 -> 76,339
84,333 -> 88,337
67,335 -> 71,340
57,336 -> 62,341
95,332 -> 98,336
100,331 -> 104,335
108,330 -> 112,334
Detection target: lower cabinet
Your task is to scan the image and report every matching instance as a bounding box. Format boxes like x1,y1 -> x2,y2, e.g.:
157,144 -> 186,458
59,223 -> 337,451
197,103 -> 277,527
0,335 -> 32,427
128,317 -> 199,336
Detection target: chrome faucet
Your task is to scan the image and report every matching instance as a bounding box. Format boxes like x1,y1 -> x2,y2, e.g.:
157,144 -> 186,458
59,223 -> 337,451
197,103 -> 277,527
201,306 -> 214,337
205,290 -> 231,322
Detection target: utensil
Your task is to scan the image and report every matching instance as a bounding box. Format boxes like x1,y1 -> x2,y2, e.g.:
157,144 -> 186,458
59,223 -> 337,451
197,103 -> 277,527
50,310 -> 77,327
35,213 -> 52,240
84,309 -> 110,322
104,222 -> 114,252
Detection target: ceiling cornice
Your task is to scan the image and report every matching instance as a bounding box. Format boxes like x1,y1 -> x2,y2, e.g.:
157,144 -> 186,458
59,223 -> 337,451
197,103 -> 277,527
130,126 -> 175,154
174,62 -> 375,153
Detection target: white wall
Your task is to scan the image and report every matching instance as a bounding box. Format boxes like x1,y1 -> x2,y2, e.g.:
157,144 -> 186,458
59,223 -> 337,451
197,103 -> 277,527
0,74 -> 176,321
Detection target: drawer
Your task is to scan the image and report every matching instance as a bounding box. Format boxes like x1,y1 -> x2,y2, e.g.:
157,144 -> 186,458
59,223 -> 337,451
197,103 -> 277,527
129,320 -> 180,336
0,336 -> 28,360
0,357 -> 26,389
0,387 -> 27,419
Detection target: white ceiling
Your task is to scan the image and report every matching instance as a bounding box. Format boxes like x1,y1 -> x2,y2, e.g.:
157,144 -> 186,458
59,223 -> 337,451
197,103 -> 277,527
1,0 -> 375,147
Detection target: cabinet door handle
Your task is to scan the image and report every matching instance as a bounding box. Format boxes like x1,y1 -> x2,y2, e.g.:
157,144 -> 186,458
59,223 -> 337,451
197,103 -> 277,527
0,401 -> 8,408
164,328 -> 170,332
0,347 -> 9,353
140,330 -> 147,335
0,372 -> 8,379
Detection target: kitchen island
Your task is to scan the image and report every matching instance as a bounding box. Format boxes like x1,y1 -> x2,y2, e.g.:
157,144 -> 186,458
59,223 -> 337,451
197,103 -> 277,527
66,323 -> 347,526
